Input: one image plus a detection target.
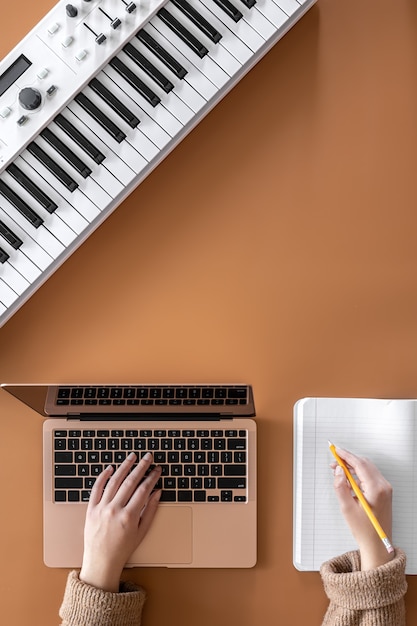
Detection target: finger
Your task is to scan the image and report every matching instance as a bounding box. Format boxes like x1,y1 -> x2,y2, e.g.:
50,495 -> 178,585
100,452 -> 141,503
123,464 -> 162,512
333,465 -> 360,515
335,447 -> 375,481
110,452 -> 155,507
128,464 -> 162,507
136,489 -> 162,541
88,464 -> 114,507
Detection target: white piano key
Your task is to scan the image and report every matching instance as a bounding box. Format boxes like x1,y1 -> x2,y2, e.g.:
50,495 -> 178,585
0,277 -> 19,307
169,74 -> 208,112
1,170 -> 78,248
14,155 -> 89,236
58,109 -> 137,189
145,23 -> 219,101
0,260 -> 30,295
236,3 -> 278,40
103,64 -> 184,138
0,207 -> 53,271
0,192 -> 65,259
0,237 -> 42,283
150,17 -> 230,89
20,151 -> 102,224
164,2 -> 243,77
92,71 -> 173,150
183,0 -> 254,64
273,0 -> 300,16
130,37 -> 208,112
198,0 -> 266,53
255,0 -> 288,29
0,300 -> 6,316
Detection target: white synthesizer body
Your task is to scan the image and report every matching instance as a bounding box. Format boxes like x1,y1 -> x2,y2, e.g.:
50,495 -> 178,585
0,0 -> 316,327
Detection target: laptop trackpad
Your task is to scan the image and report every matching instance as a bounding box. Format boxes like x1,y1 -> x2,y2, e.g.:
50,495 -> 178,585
129,506 -> 193,565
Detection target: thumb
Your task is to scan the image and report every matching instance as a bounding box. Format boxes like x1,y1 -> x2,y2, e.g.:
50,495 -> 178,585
137,489 -> 161,541
333,465 -> 356,515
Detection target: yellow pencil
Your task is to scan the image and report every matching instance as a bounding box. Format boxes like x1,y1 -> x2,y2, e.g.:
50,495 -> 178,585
328,441 -> 394,554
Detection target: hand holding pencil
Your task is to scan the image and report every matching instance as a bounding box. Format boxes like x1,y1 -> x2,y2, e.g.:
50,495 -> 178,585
329,445 -> 395,571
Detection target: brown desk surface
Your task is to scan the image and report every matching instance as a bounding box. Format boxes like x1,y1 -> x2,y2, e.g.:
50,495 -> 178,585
1,0 -> 417,623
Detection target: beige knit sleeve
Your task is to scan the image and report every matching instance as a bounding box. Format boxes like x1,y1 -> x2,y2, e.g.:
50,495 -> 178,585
320,549 -> 407,626
59,570 -> 147,626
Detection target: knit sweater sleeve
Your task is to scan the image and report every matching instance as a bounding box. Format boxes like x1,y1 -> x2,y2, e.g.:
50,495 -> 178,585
59,571 -> 147,626
320,549 -> 407,626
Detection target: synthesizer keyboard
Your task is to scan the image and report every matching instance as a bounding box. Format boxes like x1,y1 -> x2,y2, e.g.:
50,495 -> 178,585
0,0 -> 316,327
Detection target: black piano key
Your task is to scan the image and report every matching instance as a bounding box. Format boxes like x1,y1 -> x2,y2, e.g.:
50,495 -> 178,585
0,179 -> 43,228
74,93 -> 127,143
54,114 -> 106,165
40,128 -> 92,179
0,219 -> 23,249
6,163 -> 58,214
27,142 -> 79,192
212,0 -> 242,22
238,0 -> 256,8
89,77 -> 140,128
157,8 -> 209,59
171,0 -> 222,43
123,43 -> 174,94
137,30 -> 187,80
109,57 -> 161,108
0,247 -> 9,264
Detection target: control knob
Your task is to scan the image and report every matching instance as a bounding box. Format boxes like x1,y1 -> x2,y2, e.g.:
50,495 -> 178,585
66,4 -> 78,17
18,87 -> 42,111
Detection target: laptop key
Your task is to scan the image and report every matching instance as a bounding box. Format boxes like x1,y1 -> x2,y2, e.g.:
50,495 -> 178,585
178,491 -> 193,501
218,477 -> 246,489
224,464 -> 246,476
55,465 -> 76,475
55,477 -> 83,489
55,452 -> 73,463
160,491 -> 176,502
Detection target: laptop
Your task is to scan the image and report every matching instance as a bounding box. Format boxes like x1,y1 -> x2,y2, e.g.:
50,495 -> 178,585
1,383 -> 257,568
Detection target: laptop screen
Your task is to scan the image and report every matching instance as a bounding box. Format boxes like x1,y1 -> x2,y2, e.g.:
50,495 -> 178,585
1,384 -> 255,418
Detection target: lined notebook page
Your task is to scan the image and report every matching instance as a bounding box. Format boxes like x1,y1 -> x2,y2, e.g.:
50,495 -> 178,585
293,398 -> 417,573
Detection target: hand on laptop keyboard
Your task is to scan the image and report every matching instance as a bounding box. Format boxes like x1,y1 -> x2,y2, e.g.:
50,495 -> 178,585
79,452 -> 162,592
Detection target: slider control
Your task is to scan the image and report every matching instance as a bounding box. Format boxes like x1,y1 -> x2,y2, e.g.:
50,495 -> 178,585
98,7 -> 122,29
121,0 -> 136,13
83,22 -> 106,44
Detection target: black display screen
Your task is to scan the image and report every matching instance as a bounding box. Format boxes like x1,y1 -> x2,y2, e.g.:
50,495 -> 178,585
0,54 -> 32,98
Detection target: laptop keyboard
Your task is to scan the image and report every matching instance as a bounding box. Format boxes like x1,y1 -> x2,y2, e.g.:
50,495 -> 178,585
54,428 -> 248,504
55,385 -> 249,407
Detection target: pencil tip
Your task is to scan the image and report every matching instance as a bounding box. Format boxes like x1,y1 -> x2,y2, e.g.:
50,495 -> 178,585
328,440 -> 333,447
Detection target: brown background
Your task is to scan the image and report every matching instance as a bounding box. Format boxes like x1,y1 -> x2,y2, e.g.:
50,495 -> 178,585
1,0 -> 417,623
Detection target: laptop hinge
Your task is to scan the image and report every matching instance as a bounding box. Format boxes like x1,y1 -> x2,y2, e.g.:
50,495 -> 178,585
66,413 -> 234,421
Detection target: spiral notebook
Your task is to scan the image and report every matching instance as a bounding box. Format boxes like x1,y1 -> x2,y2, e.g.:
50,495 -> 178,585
293,397 -> 417,575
